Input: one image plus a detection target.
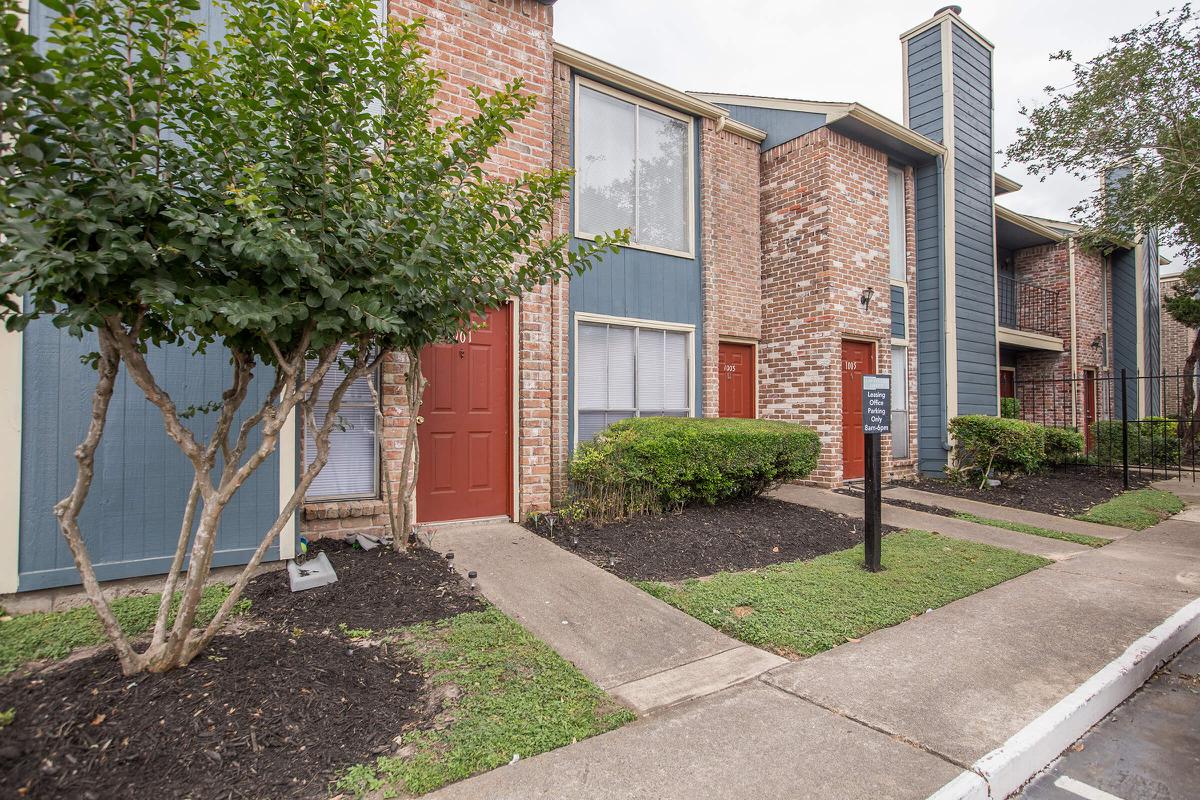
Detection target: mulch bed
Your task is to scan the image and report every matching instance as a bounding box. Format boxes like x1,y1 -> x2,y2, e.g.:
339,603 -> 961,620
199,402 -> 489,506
891,465 -> 1153,517
245,539 -> 483,633
0,542 -> 482,800
527,497 -> 893,582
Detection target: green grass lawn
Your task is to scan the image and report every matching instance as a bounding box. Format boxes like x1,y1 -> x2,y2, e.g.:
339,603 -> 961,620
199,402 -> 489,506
1075,489 -> 1185,530
953,512 -> 1111,548
334,608 -> 634,797
0,584 -> 245,675
639,530 -> 1048,658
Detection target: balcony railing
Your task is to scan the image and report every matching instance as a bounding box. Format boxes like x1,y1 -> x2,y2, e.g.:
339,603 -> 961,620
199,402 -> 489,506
998,273 -> 1061,338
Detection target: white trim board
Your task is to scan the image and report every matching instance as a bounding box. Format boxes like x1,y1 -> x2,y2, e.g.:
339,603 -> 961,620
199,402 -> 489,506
0,298 -> 23,593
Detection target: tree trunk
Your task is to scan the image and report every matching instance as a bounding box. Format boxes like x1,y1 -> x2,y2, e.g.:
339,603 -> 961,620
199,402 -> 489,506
60,323 -> 378,674
1183,328 -> 1200,458
394,348 -> 425,549
366,370 -> 403,549
53,330 -> 143,674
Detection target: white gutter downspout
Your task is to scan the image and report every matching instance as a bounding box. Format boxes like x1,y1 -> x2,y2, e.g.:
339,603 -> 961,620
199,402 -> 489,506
1068,238 -> 1079,428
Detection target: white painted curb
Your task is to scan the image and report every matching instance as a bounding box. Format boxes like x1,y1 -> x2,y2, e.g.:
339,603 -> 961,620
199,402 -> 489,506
926,596 -> 1200,800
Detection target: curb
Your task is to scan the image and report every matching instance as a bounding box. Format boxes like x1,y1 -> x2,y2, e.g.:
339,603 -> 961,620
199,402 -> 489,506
926,596 -> 1200,800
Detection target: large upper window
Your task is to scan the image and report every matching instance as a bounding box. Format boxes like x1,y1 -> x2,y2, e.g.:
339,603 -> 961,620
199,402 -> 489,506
576,319 -> 692,445
575,80 -> 693,256
305,347 -> 379,501
888,166 -> 907,282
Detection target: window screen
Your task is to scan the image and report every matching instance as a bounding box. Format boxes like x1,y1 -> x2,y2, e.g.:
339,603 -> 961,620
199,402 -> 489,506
890,345 -> 908,459
577,321 -> 691,445
305,346 -> 379,500
576,84 -> 691,254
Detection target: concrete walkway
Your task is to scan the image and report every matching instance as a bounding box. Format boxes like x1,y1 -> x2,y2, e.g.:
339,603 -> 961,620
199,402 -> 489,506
421,488 -> 1200,800
880,485 -> 1126,540
418,522 -> 785,713
771,483 -> 1093,560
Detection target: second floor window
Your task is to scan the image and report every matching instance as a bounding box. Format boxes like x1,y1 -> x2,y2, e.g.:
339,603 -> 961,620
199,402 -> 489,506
575,81 -> 693,256
887,165 -> 907,282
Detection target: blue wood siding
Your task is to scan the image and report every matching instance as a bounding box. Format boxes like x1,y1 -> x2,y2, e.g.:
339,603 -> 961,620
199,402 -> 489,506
1112,248 -> 1139,415
716,104 -> 827,152
890,285 -> 906,339
906,27 -> 945,142
19,324 -> 282,590
905,26 -> 949,474
21,0 -> 284,591
30,0 -> 228,46
566,74 -> 704,448
950,26 -> 997,416
1143,231 -> 1161,414
913,160 -> 948,473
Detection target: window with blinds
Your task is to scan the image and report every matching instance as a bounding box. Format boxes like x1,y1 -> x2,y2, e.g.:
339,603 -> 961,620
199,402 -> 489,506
891,345 -> 909,459
575,81 -> 692,256
577,321 -> 691,445
304,347 -> 380,501
888,166 -> 907,283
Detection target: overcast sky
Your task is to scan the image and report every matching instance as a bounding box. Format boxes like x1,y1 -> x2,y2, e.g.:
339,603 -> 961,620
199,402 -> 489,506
554,0 -> 1179,271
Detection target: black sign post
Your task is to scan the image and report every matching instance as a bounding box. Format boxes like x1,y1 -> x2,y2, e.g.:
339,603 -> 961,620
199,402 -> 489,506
862,375 -> 891,572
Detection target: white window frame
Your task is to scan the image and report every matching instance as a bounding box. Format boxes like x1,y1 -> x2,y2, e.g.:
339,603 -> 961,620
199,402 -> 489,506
303,359 -> 381,502
572,312 -> 696,450
573,75 -> 696,260
890,343 -> 909,460
887,165 -> 909,353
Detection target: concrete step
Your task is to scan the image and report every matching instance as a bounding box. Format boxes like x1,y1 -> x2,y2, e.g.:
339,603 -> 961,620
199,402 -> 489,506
608,645 -> 787,714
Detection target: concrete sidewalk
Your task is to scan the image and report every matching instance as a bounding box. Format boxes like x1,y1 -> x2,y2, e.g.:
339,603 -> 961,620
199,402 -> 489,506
418,522 -> 785,712
771,483 -> 1093,560
880,485 -> 1126,541
423,490 -> 1200,800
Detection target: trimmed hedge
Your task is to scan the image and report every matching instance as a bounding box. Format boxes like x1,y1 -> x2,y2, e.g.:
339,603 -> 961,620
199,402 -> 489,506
1044,426 -> 1085,465
950,415 -> 1046,478
1000,397 -> 1020,419
1091,418 -> 1181,467
569,417 -> 820,521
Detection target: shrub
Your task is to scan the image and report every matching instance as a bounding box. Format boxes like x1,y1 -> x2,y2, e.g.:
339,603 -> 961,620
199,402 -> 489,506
1043,426 -> 1085,465
949,415 -> 1047,484
1000,397 -> 1021,419
1091,418 -> 1182,466
569,417 -> 820,521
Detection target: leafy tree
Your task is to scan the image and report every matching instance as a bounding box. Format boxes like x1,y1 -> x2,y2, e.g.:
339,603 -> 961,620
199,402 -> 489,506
1006,5 -> 1199,264
0,0 -> 621,674
1006,4 -> 1200,433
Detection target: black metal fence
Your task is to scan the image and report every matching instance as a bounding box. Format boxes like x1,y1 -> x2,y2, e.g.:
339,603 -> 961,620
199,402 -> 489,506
998,274 -> 1062,338
1010,369 -> 1200,486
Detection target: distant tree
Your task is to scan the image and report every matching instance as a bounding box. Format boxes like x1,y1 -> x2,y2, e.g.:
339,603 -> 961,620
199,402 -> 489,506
0,0 -> 622,674
1006,4 -> 1200,430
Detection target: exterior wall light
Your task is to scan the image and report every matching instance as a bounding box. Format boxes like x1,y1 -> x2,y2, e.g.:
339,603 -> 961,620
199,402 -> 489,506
860,287 -> 875,311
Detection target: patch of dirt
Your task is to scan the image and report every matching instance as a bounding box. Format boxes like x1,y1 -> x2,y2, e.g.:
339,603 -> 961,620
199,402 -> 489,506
0,542 -> 484,799
244,539 -> 484,633
892,466 -> 1154,517
526,497 -> 893,582
0,631 -> 422,800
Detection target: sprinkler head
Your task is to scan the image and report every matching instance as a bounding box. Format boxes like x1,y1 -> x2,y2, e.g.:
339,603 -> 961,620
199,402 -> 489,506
570,535 -> 579,548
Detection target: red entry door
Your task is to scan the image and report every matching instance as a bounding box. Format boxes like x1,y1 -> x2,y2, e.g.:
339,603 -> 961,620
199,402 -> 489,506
417,305 -> 512,523
841,340 -> 876,480
1082,369 -> 1097,453
718,342 -> 756,419
1000,369 -> 1016,399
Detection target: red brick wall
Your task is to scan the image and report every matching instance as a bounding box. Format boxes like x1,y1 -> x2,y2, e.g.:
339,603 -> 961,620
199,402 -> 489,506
700,119 -> 763,417
1010,241 -> 1112,429
303,0 -> 557,538
1161,275 -> 1197,414
758,127 -> 914,485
